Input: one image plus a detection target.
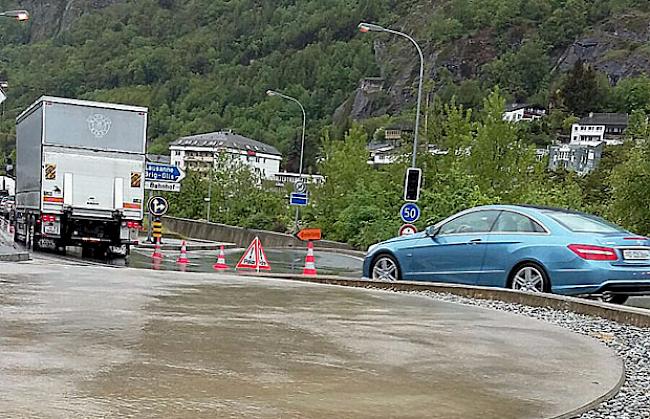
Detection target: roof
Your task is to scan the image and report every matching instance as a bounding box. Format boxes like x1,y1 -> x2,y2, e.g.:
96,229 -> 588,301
146,154 -> 171,164
550,142 -> 603,151
17,96 -> 148,122
385,122 -> 414,132
577,113 -> 628,126
504,103 -> 545,112
170,131 -> 281,156
367,142 -> 396,152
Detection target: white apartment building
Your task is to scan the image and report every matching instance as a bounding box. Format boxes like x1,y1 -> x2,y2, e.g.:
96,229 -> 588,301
570,113 -> 628,146
169,131 -> 282,179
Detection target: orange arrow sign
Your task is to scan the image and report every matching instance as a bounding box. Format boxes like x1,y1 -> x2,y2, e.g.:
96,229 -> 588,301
295,228 -> 322,242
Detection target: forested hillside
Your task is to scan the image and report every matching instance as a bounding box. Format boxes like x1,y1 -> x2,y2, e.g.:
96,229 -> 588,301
0,0 -> 649,170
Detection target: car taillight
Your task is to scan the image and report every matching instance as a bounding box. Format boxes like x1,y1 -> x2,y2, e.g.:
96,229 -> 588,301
568,244 -> 618,261
42,214 -> 57,223
127,221 -> 141,229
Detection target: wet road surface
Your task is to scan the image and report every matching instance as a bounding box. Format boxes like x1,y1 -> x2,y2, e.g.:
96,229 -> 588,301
129,246 -> 364,277
0,261 -> 622,418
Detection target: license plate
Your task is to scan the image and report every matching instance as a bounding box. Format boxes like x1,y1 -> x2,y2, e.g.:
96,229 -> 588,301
44,224 -> 59,235
623,249 -> 650,260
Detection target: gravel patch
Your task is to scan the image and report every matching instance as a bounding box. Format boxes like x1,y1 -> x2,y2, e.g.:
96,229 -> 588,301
404,290 -> 650,418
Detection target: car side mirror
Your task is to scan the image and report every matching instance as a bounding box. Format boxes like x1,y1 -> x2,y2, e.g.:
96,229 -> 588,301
425,226 -> 440,237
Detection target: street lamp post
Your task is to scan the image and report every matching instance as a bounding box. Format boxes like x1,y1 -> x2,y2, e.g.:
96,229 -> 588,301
358,22 -> 424,169
206,152 -> 215,223
0,10 -> 29,21
266,90 -> 307,231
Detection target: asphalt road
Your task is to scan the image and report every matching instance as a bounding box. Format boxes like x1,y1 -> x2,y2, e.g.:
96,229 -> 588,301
0,260 -> 622,418
629,297 -> 650,309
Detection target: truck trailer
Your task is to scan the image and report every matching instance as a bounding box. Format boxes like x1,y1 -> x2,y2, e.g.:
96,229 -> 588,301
14,96 -> 148,256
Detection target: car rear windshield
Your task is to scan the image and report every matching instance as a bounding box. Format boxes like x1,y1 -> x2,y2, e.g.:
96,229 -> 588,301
545,211 -> 626,234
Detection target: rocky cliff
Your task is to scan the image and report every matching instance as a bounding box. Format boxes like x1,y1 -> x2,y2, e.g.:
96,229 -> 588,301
23,0 -> 124,41
340,10 -> 650,121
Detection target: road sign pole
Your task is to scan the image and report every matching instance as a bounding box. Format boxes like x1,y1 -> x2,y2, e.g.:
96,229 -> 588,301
146,189 -> 153,243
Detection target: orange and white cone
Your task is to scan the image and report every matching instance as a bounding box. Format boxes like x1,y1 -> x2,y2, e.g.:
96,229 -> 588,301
213,245 -> 229,271
177,240 -> 190,265
151,238 -> 163,260
302,241 -> 317,276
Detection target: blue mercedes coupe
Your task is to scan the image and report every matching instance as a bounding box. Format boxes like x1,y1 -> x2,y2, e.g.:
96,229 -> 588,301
363,205 -> 650,304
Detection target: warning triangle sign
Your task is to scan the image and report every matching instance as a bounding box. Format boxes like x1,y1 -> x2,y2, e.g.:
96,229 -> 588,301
236,237 -> 272,271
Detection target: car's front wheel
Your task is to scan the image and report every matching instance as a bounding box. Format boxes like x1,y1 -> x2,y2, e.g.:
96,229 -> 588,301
510,263 -> 549,293
371,254 -> 400,282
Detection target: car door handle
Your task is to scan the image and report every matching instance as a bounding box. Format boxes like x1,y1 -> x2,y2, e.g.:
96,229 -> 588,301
468,238 -> 483,245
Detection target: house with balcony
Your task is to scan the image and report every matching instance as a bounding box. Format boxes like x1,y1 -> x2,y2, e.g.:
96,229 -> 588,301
570,113 -> 628,146
503,104 -> 546,122
169,131 -> 282,179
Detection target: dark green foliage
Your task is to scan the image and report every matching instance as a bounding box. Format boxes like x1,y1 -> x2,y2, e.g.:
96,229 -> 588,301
559,60 -> 610,116
0,0 -> 387,170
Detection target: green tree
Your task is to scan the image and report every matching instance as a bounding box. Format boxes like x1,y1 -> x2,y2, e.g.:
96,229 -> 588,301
612,76 -> 650,114
608,141 -> 650,234
560,60 -> 610,116
465,88 -> 538,200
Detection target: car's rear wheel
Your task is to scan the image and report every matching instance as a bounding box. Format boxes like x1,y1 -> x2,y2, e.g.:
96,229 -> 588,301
371,254 -> 400,282
600,294 -> 629,305
510,263 -> 549,293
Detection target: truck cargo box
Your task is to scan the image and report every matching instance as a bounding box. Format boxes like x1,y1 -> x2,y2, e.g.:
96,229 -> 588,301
15,96 -> 148,251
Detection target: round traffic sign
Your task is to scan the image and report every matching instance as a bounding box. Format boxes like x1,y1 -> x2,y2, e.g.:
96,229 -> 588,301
400,203 -> 421,223
294,180 -> 307,194
399,224 -> 418,237
148,196 -> 169,217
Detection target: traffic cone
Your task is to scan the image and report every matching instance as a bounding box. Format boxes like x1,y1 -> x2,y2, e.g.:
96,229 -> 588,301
151,238 -> 163,260
213,245 -> 229,271
177,240 -> 190,265
302,241 -> 317,276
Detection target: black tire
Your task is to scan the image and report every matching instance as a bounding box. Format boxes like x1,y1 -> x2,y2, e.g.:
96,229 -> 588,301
601,294 -> 629,305
370,253 -> 401,282
508,262 -> 551,293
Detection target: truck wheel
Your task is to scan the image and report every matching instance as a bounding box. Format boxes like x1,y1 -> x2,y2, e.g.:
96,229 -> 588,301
56,242 -> 67,255
81,244 -> 93,259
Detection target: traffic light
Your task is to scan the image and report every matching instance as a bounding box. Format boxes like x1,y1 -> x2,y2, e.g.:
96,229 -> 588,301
403,168 -> 422,202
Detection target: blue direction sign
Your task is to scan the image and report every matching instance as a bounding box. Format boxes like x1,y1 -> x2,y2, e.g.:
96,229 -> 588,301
145,163 -> 186,183
400,203 -> 421,223
290,192 -> 308,207
148,196 -> 169,217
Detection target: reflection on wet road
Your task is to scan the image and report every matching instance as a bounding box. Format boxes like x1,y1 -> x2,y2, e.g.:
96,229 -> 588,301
0,262 -> 621,418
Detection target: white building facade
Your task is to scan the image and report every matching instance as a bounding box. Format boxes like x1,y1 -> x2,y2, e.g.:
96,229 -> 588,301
503,104 -> 546,122
169,131 -> 282,180
570,113 -> 628,146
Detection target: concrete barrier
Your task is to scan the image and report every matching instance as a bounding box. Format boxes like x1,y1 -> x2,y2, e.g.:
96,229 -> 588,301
242,273 -> 650,328
162,216 -> 354,250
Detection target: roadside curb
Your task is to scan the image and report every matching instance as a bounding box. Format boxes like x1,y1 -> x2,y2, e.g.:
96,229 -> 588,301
552,360 -> 626,419
241,273 -> 650,328
0,251 -> 30,262
135,242 -> 236,251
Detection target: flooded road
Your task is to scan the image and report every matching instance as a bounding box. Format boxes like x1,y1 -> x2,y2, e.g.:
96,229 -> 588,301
128,246 -> 364,277
0,261 -> 622,418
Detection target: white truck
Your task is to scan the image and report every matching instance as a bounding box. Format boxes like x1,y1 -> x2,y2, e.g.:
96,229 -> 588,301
14,96 -> 148,256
